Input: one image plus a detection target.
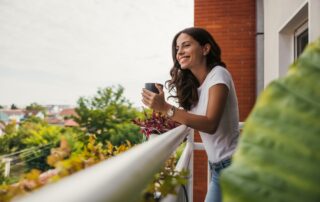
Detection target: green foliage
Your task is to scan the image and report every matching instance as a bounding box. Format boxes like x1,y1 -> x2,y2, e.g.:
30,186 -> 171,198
0,117 -> 86,177
19,145 -> 53,172
25,102 -> 47,114
0,135 -> 133,201
22,116 -> 44,124
0,118 -> 56,155
3,122 -> 17,136
0,162 -> 5,183
0,123 -> 19,154
221,39 -> 320,201
74,85 -> 144,145
175,142 -> 186,162
143,156 -> 188,202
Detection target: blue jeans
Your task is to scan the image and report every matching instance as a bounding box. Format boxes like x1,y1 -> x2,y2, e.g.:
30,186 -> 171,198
205,158 -> 232,202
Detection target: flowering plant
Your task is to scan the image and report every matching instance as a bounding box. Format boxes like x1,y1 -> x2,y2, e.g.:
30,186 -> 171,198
133,109 -> 180,139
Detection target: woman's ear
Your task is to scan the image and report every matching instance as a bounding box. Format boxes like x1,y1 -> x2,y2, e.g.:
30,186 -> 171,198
203,43 -> 211,56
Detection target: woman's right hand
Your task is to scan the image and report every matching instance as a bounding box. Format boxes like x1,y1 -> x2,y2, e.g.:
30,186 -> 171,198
141,84 -> 170,113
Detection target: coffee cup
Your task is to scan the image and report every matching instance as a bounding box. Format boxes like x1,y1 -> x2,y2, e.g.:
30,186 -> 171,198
145,83 -> 162,94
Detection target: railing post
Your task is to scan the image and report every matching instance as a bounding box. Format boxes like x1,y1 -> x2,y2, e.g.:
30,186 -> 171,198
188,130 -> 194,202
2,158 -> 12,177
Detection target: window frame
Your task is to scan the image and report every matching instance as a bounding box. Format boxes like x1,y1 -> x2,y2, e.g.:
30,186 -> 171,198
294,21 -> 308,60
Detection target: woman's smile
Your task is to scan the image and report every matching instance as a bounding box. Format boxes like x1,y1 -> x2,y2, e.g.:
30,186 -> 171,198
178,55 -> 190,64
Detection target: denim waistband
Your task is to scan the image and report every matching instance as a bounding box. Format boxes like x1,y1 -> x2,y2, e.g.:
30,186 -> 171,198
209,158 -> 232,170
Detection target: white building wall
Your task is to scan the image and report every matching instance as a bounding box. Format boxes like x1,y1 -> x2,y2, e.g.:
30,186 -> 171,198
263,0 -> 320,86
309,0 -> 320,41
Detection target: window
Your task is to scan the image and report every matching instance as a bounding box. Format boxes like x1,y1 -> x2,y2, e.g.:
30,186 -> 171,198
294,22 -> 308,59
278,2 -> 308,77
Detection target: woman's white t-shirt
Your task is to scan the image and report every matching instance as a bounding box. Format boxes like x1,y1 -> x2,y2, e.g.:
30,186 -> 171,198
190,66 -> 239,163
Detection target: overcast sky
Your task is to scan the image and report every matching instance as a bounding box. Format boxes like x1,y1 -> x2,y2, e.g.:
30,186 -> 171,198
0,0 -> 193,109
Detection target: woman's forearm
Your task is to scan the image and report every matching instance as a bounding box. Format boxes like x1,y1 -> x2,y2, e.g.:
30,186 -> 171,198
169,106 -> 220,134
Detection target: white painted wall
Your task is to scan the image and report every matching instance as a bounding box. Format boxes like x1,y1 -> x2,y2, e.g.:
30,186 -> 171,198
264,0 -> 306,86
309,0 -> 320,41
263,0 -> 320,86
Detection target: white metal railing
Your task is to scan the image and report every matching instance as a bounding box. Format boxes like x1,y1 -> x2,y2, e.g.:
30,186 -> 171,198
14,125 -> 191,202
1,143 -> 54,177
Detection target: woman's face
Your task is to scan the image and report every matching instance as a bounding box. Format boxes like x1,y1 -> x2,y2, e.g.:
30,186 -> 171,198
175,33 -> 206,70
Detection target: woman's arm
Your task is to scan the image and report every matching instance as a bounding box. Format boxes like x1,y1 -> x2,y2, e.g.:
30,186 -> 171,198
142,83 -> 229,134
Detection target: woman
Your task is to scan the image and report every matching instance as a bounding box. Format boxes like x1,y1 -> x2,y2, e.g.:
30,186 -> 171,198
142,27 -> 239,202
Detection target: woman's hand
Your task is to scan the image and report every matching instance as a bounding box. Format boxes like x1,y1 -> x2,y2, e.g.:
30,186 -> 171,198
141,84 -> 170,113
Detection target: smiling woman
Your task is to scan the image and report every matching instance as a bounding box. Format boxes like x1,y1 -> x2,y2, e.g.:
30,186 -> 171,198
141,27 -> 240,202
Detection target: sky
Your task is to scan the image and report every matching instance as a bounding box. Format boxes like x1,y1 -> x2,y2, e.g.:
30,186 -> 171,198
0,0 -> 193,109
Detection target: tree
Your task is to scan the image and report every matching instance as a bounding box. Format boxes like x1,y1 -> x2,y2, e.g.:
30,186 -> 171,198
0,122 -> 19,155
25,102 -> 47,114
10,104 -> 18,110
74,86 -> 143,146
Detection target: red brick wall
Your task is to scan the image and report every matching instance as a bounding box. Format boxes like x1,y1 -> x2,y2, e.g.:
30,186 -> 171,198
194,0 -> 256,121
193,0 -> 256,201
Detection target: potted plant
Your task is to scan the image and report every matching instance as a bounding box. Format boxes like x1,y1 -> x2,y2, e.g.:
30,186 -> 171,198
133,108 -> 180,141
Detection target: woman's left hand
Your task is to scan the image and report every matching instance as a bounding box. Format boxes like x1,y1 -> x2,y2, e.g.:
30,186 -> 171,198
141,84 -> 169,113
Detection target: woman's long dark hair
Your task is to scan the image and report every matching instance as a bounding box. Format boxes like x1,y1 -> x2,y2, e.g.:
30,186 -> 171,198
166,27 -> 226,110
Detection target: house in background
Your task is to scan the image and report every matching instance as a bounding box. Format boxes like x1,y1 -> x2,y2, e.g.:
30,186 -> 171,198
43,107 -> 79,127
59,108 -> 79,127
0,109 -> 25,124
43,105 -> 78,127
64,119 -> 79,127
45,105 -> 61,116
44,105 -> 72,117
44,117 -> 65,126
59,108 -> 78,119
0,106 -> 78,129
24,110 -> 45,120
0,111 -> 9,123
192,0 -> 319,201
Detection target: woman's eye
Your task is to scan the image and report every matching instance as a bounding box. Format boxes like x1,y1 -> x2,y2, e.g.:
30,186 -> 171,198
176,43 -> 190,51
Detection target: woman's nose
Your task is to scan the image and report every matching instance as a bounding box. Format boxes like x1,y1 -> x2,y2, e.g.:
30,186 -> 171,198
177,47 -> 184,55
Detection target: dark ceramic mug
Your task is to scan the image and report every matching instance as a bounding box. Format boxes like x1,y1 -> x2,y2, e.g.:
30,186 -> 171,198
145,83 -> 162,94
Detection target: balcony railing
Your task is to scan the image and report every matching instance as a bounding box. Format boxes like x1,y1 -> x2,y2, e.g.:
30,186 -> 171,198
13,122 -> 244,202
14,125 -> 192,202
